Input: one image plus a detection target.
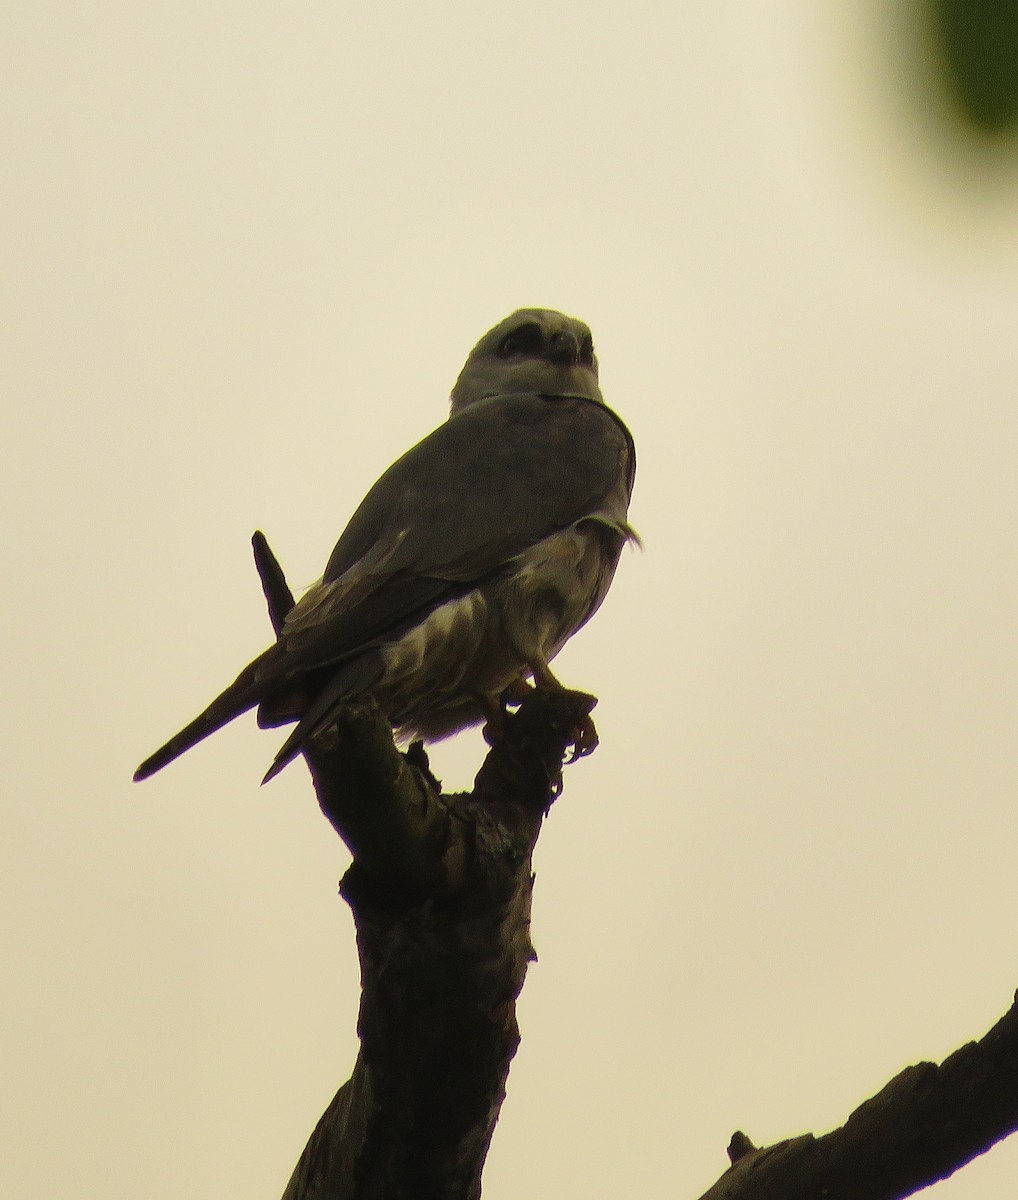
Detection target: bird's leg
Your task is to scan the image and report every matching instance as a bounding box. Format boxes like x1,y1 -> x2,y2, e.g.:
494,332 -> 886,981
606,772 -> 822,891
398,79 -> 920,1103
482,664 -> 600,762
502,678 -> 535,707
529,661 -> 564,691
479,678 -> 537,746
478,692 -> 510,747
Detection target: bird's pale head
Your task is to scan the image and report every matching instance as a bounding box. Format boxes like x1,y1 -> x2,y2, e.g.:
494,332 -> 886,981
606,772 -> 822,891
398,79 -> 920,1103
449,308 -> 603,416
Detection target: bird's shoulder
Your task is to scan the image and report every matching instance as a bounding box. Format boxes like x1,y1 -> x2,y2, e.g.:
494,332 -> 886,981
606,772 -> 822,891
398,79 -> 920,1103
280,391 -> 634,661
323,392 -> 633,585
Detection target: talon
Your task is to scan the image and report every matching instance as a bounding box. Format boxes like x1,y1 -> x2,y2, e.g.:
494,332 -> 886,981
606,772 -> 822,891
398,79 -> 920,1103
565,713 -> 599,763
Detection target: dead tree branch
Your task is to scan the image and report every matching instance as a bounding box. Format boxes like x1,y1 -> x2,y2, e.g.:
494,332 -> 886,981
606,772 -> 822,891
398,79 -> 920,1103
698,993 -> 1018,1200
253,532 -> 1018,1199
252,533 -> 595,1200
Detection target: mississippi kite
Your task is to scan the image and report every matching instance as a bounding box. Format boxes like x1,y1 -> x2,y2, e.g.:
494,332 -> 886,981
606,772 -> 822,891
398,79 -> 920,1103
135,308 -> 637,783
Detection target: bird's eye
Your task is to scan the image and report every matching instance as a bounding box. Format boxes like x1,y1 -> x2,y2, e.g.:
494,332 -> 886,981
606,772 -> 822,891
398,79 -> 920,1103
497,322 -> 544,359
578,333 -> 595,366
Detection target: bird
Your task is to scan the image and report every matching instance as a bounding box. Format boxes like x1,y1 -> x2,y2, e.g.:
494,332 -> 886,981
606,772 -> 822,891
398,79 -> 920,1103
134,308 -> 637,784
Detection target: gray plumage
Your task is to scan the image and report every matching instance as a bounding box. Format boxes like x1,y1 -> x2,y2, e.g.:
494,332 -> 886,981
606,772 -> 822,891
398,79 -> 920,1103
134,309 -> 637,783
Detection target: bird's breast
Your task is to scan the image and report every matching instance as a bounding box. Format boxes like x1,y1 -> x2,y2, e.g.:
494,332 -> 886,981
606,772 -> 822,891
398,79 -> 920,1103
376,519 -> 628,742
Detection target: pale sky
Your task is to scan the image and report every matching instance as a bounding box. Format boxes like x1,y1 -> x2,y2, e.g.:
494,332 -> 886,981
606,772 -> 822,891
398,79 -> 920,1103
4,3 -> 1018,1198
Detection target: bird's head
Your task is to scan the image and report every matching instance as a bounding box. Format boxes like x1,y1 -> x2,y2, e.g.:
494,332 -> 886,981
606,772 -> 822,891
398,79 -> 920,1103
449,308 -> 603,416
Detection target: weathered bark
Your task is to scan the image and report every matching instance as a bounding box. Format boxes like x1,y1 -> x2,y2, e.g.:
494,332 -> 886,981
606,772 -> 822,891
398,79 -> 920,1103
698,994 -> 1018,1200
279,688 -> 595,1200
251,532 -> 596,1200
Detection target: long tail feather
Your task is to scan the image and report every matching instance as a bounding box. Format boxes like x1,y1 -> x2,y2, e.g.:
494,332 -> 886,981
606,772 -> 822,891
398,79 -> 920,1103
261,652 -> 385,784
133,649 -> 276,781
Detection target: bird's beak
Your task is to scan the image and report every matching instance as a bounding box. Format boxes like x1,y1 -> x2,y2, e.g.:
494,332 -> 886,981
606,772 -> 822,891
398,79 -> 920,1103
547,330 -> 580,366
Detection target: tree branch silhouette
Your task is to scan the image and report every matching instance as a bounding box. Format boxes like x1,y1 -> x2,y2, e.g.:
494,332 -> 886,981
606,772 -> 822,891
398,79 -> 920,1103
252,533 -> 595,1200
253,532 -> 1018,1200
697,993 -> 1018,1199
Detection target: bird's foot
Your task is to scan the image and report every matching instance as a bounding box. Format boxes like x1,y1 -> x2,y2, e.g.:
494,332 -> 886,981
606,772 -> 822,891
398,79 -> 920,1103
525,668 -> 599,764
564,711 -> 599,763
486,678 -> 599,762
480,679 -> 538,746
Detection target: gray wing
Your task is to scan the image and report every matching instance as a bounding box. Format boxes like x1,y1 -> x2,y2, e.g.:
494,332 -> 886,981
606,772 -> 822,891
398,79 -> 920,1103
133,391 -> 634,782
274,391 -> 635,674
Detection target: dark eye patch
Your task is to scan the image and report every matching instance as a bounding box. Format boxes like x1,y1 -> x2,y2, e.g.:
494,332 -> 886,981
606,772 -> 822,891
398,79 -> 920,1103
497,322 -> 544,359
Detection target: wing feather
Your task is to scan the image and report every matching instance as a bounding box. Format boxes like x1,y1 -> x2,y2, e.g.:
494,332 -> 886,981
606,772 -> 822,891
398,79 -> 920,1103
276,393 -> 634,673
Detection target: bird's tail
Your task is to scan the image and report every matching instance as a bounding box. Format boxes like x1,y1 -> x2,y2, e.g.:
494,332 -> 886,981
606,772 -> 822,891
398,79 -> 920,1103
133,647 -> 278,781
260,651 -> 384,784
